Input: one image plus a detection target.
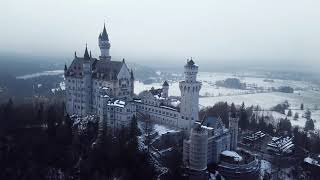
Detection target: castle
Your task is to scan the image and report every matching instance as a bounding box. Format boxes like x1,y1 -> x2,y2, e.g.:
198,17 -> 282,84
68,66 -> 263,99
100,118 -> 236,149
65,23 -> 201,130
65,23 -> 136,129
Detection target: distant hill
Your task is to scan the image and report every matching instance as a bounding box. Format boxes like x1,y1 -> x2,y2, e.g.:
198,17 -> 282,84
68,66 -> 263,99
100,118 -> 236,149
127,62 -> 159,81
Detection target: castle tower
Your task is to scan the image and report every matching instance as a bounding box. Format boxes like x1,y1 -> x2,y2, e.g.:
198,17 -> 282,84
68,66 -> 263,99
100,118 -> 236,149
189,124 -> 208,171
162,81 -> 169,98
229,116 -> 239,150
98,23 -> 111,60
83,45 -> 92,115
179,58 -> 201,129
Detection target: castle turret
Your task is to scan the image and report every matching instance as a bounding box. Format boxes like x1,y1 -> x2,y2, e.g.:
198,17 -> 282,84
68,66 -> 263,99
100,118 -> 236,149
229,115 -> 239,151
83,45 -> 92,115
64,63 -> 67,75
162,81 -> 169,98
98,23 -> 111,60
179,58 -> 202,129
84,44 -> 90,59
189,124 -> 208,171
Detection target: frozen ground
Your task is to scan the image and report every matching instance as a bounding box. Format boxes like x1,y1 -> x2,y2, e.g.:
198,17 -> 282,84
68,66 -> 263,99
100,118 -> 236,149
260,160 -> 272,180
135,72 -> 320,129
16,70 -> 64,79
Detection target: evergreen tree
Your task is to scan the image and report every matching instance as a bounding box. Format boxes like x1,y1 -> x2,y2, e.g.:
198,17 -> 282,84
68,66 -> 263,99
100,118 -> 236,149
305,110 -> 311,121
287,109 -> 292,117
294,112 -> 299,120
304,119 -> 315,131
278,118 -> 292,135
230,103 -> 237,117
239,102 -> 249,130
301,103 -> 304,110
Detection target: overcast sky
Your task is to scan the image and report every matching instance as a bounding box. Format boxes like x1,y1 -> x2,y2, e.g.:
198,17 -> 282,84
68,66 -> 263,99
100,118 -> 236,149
1,0 -> 320,71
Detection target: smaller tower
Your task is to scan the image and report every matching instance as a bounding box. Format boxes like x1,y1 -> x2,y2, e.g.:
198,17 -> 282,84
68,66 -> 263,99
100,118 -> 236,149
162,81 -> 169,98
229,115 -> 239,151
189,124 -> 208,171
64,63 -> 68,75
98,23 -> 111,60
84,44 -> 90,59
83,45 -> 93,115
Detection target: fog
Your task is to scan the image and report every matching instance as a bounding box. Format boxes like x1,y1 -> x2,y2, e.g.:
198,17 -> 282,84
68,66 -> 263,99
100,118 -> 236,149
1,0 -> 320,72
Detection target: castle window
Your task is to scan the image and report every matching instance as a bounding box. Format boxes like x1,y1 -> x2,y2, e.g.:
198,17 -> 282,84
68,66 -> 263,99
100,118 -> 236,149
182,116 -> 184,119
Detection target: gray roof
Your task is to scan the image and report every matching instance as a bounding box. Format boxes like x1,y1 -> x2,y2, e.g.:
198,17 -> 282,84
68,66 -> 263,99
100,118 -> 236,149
149,87 -> 163,96
65,57 -> 96,77
203,116 -> 224,129
92,60 -> 123,80
187,59 -> 195,66
100,23 -> 109,41
163,81 -> 169,86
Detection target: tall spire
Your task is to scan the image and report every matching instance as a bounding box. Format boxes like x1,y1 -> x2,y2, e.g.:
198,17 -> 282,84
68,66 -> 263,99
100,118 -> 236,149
74,51 -> 77,58
84,43 -> 90,59
64,63 -> 67,71
101,22 -> 109,41
130,69 -> 134,80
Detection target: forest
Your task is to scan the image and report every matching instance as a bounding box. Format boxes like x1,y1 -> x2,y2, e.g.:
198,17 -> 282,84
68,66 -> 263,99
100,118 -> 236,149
0,99 -> 156,180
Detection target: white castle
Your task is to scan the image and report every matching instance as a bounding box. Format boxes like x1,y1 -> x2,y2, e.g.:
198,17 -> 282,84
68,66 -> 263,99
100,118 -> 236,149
65,23 -> 201,130
65,23 -> 136,129
65,23 -> 240,174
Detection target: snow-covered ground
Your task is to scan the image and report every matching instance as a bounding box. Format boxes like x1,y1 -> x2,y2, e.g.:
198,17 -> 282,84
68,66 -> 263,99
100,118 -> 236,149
16,70 -> 64,79
260,160 -> 272,180
135,72 -> 320,129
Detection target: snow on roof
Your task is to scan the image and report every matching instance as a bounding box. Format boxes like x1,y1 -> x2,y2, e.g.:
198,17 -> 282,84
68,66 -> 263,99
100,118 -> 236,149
160,105 -> 177,111
101,86 -> 109,90
108,99 -> 126,108
134,99 -> 142,103
221,151 -> 243,162
154,95 -> 165,100
170,100 -> 180,107
304,157 -> 320,166
154,124 -> 179,136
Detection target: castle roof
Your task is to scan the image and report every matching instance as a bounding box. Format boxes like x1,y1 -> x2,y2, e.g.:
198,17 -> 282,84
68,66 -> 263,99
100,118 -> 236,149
203,116 -> 225,130
65,57 -> 96,77
163,81 -> 169,86
92,60 -> 124,80
187,59 -> 195,66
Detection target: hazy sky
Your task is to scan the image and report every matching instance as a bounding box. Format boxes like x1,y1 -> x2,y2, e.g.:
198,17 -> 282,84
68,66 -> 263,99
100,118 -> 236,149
1,0 -> 320,71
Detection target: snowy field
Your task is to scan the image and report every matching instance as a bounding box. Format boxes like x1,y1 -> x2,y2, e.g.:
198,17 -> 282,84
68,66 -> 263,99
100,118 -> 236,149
135,72 -> 320,129
16,70 -> 64,79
